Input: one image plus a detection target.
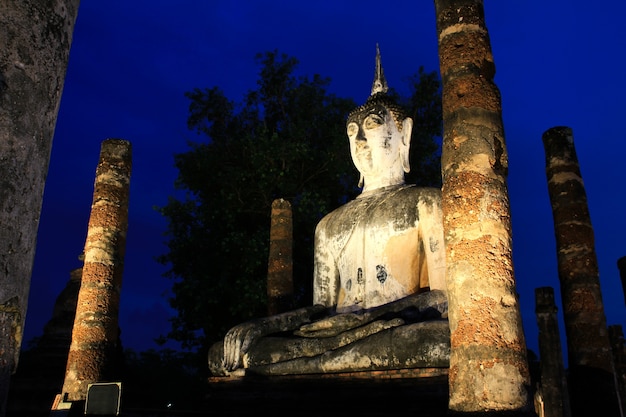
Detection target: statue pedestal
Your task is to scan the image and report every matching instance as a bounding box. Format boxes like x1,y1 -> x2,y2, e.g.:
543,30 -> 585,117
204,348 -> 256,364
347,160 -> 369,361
206,369 -> 449,416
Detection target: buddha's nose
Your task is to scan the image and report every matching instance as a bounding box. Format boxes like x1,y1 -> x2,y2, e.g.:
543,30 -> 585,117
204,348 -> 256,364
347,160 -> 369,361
356,126 -> 367,142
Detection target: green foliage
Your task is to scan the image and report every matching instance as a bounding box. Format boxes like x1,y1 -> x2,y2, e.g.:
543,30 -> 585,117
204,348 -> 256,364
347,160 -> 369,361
158,50 -> 442,350
402,67 -> 443,187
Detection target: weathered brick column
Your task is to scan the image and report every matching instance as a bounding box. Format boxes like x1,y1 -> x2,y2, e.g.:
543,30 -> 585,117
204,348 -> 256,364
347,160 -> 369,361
61,139 -> 132,401
535,287 -> 571,417
433,0 -> 531,413
267,198 -> 294,315
0,1 -> 80,414
542,126 -> 618,416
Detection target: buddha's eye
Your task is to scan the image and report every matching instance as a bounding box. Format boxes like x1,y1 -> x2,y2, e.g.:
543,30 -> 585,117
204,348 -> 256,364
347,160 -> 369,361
347,122 -> 358,137
364,114 -> 384,129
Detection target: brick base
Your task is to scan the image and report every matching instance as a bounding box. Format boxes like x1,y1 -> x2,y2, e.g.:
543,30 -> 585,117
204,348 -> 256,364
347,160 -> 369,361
208,366 -> 449,383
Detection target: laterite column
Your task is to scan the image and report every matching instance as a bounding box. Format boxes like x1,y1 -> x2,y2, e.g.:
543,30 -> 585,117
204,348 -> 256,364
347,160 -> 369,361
62,139 -> 132,401
535,287 -> 571,417
434,0 -> 531,412
542,126 -> 618,417
267,198 -> 294,315
0,2 -> 80,414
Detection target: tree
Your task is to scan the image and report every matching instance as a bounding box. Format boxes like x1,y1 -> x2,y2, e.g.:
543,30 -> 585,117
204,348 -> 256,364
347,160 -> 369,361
158,50 -> 442,351
402,67 -> 443,188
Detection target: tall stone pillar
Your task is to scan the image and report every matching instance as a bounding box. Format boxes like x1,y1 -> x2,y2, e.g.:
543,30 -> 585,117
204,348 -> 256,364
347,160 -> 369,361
433,0 -> 531,413
535,287 -> 571,417
0,1 -> 80,415
61,139 -> 132,401
542,126 -> 618,416
266,198 -> 293,315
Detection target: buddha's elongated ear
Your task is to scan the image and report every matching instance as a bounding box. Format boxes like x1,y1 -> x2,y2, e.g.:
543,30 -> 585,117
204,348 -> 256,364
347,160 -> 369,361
401,117 -> 413,173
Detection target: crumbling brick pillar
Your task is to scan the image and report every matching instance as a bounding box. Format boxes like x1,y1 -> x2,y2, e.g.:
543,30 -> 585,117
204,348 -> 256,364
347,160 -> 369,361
433,0 -> 531,412
267,198 -> 294,315
542,126 -> 619,416
535,287 -> 571,417
0,1 -> 80,415
61,139 -> 132,401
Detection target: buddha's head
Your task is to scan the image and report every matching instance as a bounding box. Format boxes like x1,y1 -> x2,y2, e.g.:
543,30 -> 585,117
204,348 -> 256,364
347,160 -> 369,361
346,46 -> 413,191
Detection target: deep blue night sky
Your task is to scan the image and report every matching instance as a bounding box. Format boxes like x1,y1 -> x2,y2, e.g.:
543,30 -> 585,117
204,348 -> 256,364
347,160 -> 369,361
24,1 -> 626,358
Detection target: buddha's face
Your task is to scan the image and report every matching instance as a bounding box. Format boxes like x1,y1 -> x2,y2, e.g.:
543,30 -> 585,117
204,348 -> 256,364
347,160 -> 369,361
347,103 -> 404,181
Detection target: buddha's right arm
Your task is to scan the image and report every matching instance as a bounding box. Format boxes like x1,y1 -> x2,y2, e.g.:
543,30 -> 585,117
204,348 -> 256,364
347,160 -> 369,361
257,304 -> 329,333
296,290 -> 448,338
222,304 -> 328,371
312,220 -> 340,308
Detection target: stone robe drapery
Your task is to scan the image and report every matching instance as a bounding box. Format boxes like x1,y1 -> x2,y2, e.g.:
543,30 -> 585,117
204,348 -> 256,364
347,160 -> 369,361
313,185 -> 445,312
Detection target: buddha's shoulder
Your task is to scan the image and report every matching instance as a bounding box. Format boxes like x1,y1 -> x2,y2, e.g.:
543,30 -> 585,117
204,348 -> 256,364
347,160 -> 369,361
317,185 -> 441,228
395,185 -> 441,203
372,184 -> 442,207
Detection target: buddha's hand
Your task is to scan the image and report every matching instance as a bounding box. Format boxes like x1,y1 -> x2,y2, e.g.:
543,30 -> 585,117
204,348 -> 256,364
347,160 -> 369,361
296,312 -> 368,338
222,322 -> 262,372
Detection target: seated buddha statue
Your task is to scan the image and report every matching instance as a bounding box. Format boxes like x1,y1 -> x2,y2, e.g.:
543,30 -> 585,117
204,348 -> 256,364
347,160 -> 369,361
208,46 -> 448,377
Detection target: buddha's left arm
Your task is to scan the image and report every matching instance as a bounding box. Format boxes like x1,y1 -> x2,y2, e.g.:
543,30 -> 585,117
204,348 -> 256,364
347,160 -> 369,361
418,191 -> 446,293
